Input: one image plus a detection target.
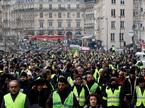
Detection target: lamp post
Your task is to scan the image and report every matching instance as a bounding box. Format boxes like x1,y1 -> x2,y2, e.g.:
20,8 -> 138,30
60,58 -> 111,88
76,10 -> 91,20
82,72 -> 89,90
106,18 -> 108,51
119,16 -> 121,48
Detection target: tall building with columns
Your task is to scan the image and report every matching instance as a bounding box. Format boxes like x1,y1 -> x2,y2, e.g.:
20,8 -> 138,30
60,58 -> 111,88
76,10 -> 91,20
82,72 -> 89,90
1,0 -> 17,51
1,0 -> 138,50
12,0 -> 85,39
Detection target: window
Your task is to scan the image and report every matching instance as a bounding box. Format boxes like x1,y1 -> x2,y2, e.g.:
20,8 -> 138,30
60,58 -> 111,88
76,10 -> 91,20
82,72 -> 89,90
58,31 -> 62,35
48,30 -> 53,35
112,0 -> 116,4
120,0 -> 125,5
111,33 -> 115,42
49,13 -> 52,18
120,21 -> 125,29
48,21 -> 53,27
119,33 -> 124,41
0,34 -> 3,42
140,23 -> 143,28
39,4 -> 43,10
76,4 -> 79,8
49,4 -> 52,9
40,21 -> 43,28
120,9 -> 125,17
39,30 -> 44,35
67,12 -> 70,18
111,9 -> 116,17
58,4 -> 61,9
141,8 -> 143,12
67,21 -> 71,27
67,4 -> 70,9
76,22 -> 80,28
58,22 -> 62,28
111,21 -> 116,29
40,12 -> 43,18
58,12 -> 61,18
77,12 -> 80,18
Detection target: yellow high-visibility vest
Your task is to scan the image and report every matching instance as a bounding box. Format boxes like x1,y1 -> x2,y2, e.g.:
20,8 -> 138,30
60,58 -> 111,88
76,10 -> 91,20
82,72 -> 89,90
93,68 -> 103,83
4,92 -> 26,108
53,91 -> 74,108
86,82 -> 98,94
136,86 -> 145,107
93,68 -> 98,80
73,86 -> 85,106
51,74 -> 56,79
106,86 -> 121,107
67,77 -> 74,87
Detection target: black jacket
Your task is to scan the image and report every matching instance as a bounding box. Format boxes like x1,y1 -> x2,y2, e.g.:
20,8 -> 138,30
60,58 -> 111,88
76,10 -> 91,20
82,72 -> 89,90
28,88 -> 50,108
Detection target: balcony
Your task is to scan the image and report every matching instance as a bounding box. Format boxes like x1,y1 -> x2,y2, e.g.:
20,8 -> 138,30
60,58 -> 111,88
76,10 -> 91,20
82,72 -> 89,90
3,19 -> 9,23
57,27 -> 64,30
13,8 -> 35,12
2,2 -> 11,9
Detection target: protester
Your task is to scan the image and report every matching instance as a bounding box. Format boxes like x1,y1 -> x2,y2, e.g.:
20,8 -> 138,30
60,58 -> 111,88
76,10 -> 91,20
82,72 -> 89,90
19,72 -> 31,95
1,80 -> 30,108
46,76 -> 79,108
122,66 -> 139,108
84,93 -> 102,108
134,76 -> 145,108
117,70 -> 125,86
0,43 -> 142,108
102,76 -> 123,108
85,72 -> 102,98
28,77 -> 48,108
72,75 -> 89,108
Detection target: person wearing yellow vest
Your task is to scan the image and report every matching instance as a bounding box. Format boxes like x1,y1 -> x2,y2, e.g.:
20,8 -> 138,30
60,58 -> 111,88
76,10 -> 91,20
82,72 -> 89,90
111,45 -> 116,53
93,63 -> 103,83
134,77 -> 145,108
86,73 -> 102,96
72,75 -> 89,108
46,76 -> 79,108
102,77 -> 123,108
1,80 -> 30,108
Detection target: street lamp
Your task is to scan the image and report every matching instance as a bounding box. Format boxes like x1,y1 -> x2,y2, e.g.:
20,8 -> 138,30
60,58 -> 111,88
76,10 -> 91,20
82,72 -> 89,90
106,18 -> 108,51
119,16 -> 121,48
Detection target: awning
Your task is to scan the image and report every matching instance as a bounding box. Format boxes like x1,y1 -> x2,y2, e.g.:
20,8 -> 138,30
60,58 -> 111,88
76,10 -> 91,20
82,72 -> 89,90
82,36 -> 92,39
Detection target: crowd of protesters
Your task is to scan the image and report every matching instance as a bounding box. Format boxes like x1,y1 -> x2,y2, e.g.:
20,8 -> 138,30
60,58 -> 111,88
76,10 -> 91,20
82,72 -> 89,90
0,44 -> 145,108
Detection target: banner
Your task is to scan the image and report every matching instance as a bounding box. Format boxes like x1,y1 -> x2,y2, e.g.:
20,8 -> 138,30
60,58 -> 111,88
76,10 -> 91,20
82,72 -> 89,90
69,44 -> 80,58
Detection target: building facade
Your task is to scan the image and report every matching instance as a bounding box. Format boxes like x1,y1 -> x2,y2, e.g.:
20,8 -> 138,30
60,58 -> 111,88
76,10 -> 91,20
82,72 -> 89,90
0,0 -> 138,50
84,0 -> 95,37
12,0 -> 35,39
12,0 -> 85,39
1,0 -> 17,51
133,0 -> 145,43
84,0 -> 133,49
0,0 -> 2,49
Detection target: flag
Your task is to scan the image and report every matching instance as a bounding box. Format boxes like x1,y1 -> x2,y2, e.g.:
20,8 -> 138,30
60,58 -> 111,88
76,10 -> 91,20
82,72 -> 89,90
69,45 -> 80,58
